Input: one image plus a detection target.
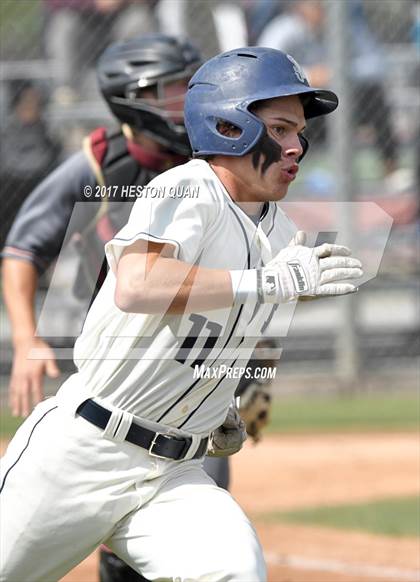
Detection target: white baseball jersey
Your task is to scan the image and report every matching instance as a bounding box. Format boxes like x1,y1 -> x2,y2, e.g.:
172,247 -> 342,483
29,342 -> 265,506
58,159 -> 296,435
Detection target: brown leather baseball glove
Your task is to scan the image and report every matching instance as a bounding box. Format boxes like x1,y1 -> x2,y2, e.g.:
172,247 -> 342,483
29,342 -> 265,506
236,340 -> 277,443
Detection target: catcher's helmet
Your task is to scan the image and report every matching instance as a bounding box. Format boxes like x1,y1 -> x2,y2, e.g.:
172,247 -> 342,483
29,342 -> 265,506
97,34 -> 201,155
184,47 -> 338,157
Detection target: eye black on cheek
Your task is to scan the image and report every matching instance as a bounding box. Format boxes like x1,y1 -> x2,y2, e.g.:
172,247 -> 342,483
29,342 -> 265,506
251,130 -> 283,175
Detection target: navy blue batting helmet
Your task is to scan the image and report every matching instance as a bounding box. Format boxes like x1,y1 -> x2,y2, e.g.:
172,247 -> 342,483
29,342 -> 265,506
184,47 -> 338,157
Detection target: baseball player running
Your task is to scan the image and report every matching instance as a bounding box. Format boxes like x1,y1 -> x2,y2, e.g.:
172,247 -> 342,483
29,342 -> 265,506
1,33 -> 261,582
2,35 -> 202,582
0,47 -> 363,581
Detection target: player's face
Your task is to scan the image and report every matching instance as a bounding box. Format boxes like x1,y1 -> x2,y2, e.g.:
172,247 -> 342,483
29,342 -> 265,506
219,95 -> 306,203
251,95 -> 306,201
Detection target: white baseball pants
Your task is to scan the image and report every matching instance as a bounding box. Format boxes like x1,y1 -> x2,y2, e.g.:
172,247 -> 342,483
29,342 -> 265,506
0,397 -> 266,582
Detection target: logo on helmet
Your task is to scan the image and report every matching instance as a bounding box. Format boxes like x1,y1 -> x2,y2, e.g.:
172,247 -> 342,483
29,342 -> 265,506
286,54 -> 307,84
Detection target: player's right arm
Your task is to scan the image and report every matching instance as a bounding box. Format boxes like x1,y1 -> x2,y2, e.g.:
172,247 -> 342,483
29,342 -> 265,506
113,234 -> 363,315
107,176 -> 363,316
2,152 -> 98,416
115,239 -> 235,313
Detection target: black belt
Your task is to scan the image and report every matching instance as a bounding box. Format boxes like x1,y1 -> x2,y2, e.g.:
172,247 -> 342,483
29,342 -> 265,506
76,399 -> 208,461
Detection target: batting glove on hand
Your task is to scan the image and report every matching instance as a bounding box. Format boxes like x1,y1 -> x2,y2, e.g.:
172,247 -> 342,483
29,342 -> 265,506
207,404 -> 247,457
260,231 -> 363,303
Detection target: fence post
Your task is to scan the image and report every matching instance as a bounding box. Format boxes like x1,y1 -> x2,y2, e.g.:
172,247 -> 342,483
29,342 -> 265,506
327,0 -> 360,389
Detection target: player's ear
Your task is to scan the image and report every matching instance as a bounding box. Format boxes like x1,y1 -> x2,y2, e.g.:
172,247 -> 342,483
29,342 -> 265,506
216,120 -> 242,138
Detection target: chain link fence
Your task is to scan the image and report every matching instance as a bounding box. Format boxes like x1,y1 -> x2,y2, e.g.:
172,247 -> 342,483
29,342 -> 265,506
0,0 -> 419,385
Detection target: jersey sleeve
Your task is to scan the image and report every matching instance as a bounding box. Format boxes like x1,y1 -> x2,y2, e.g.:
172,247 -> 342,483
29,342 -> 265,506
2,152 -> 98,272
105,171 -> 218,272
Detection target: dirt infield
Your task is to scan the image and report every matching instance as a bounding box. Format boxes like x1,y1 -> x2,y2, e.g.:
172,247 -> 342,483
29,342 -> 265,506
3,433 -> 419,581
232,433 -> 420,581
231,432 -> 420,511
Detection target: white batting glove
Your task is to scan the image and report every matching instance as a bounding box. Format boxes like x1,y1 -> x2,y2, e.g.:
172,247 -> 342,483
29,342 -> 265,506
207,404 -> 247,457
259,231 -> 363,303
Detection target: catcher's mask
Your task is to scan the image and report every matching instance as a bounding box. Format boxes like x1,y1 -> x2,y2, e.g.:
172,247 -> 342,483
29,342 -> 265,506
97,34 -> 201,156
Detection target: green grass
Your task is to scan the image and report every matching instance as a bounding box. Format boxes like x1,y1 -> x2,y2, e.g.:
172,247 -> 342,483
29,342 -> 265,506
259,496 -> 420,538
0,392 -> 418,439
267,393 -> 420,433
0,411 -> 24,439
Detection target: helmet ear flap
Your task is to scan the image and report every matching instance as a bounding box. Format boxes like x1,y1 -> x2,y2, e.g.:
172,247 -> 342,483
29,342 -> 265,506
298,134 -> 309,162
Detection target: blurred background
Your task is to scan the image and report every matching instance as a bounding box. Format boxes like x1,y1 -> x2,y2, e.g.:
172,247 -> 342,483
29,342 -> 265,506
0,1 -> 419,581
0,0 -> 418,392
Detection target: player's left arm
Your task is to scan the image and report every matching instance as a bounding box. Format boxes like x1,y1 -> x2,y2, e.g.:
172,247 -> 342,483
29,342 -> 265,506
207,402 -> 247,457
